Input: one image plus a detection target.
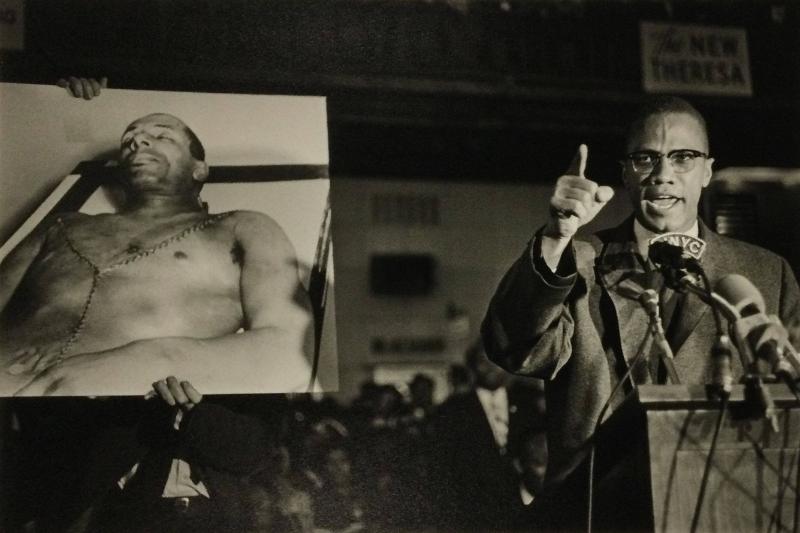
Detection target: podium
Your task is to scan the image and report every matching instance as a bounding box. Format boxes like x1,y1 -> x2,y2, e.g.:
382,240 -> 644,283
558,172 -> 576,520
530,384 -> 800,533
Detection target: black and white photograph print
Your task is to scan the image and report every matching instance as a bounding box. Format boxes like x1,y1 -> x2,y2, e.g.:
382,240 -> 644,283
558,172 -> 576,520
0,83 -> 336,396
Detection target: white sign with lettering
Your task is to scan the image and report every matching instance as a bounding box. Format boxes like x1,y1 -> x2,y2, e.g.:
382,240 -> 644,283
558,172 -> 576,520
640,21 -> 752,97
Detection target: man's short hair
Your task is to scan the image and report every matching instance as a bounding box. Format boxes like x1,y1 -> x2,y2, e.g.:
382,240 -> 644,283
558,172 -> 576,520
178,121 -> 206,193
409,373 -> 434,390
124,113 -> 206,162
183,124 -> 206,162
625,95 -> 709,152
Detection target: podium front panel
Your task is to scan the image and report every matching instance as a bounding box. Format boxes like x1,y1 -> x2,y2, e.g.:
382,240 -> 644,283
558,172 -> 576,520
646,389 -> 800,533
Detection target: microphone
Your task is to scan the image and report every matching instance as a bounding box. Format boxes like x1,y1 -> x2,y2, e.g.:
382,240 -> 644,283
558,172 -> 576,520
714,274 -> 800,383
648,232 -> 706,268
713,274 -> 798,432
638,289 -> 680,384
648,241 -> 702,273
710,334 -> 734,398
648,234 -> 707,291
713,274 -> 766,316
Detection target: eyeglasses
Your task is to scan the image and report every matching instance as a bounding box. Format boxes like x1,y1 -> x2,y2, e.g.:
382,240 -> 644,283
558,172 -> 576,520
623,149 -> 709,174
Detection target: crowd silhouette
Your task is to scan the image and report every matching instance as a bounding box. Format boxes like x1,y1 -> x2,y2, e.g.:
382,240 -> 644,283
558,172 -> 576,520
253,363 -> 548,533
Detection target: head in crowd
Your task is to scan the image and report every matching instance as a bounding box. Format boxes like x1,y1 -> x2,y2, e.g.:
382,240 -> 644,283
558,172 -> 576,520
302,420 -> 352,482
321,446 -> 353,489
374,384 -> 405,418
409,373 -> 435,409
448,363 -> 474,395
296,418 -> 349,470
621,96 -> 715,234
119,112 -> 209,197
465,339 -> 507,391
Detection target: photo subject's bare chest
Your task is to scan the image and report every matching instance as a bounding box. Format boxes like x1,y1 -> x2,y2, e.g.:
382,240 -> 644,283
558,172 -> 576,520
49,212 -> 236,359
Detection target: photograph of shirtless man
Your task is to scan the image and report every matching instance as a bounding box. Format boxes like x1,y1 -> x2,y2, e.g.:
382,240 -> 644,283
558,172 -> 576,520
0,112 -> 315,396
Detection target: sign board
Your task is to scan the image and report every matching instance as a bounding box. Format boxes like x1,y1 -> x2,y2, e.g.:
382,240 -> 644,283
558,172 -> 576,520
0,0 -> 24,50
640,21 -> 752,97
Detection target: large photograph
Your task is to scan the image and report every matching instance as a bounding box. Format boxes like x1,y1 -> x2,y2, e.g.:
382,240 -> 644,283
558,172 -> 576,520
0,83 -> 336,396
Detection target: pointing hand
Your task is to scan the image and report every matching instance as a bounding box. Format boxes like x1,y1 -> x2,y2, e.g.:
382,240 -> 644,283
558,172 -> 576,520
544,144 -> 614,241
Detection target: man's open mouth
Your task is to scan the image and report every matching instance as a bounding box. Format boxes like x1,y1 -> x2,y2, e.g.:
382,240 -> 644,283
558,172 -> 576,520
644,195 -> 680,210
129,156 -> 158,166
125,150 -> 163,167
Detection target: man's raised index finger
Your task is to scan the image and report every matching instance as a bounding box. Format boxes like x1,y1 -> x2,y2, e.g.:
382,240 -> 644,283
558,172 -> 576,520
565,144 -> 588,178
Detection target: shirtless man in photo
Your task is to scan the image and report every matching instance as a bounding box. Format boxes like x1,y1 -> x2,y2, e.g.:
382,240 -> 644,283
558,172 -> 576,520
0,112 -> 314,396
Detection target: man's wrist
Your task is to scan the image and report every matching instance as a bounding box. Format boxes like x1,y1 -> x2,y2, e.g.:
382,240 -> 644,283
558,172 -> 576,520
539,234 -> 571,273
530,228 -> 577,286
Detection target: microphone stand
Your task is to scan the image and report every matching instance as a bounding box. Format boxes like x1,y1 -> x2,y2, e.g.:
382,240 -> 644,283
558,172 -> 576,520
657,262 -> 796,531
669,269 -> 782,430
639,289 -> 680,384
664,269 -> 740,400
661,267 -> 736,533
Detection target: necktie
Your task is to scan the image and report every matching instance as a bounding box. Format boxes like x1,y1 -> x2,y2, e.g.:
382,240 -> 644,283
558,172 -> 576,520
645,263 -> 683,383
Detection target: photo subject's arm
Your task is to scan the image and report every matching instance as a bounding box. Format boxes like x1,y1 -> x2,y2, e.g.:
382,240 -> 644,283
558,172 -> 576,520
15,212 -> 315,396
0,222 -> 51,312
3,76 -> 106,305
0,229 -> 47,394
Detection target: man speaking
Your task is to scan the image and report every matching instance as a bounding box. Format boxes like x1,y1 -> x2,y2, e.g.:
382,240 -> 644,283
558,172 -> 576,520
481,96 -> 800,492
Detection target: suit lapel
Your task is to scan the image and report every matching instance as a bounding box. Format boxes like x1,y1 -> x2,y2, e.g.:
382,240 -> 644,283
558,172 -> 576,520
585,217 -> 738,389
670,222 -> 721,358
594,221 -> 654,382
595,219 -> 725,384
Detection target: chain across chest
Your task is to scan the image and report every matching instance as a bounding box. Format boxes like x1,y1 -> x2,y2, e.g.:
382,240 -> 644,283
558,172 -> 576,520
52,212 -> 234,359
58,213 -> 232,275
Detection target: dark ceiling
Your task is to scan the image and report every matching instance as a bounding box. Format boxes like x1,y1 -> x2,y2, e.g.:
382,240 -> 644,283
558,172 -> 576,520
2,0 -> 798,183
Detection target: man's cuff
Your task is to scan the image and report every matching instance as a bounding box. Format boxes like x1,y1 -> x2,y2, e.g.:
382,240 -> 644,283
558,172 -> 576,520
530,229 -> 577,287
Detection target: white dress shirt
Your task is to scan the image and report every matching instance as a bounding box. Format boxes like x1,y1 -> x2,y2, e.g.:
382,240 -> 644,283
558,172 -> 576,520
476,386 -> 509,449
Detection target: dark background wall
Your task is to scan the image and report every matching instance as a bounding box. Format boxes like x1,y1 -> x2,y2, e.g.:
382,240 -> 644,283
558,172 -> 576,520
2,0 -> 799,187
1,0 -> 799,402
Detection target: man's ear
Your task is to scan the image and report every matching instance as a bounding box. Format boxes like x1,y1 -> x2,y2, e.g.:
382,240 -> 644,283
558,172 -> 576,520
702,157 -> 714,188
192,161 -> 209,185
620,164 -> 636,194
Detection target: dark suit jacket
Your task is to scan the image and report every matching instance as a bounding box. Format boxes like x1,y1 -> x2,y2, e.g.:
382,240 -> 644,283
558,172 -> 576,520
5,395 -> 284,533
431,387 -> 536,531
85,396 -> 285,533
482,218 -> 800,485
111,394 -> 285,499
